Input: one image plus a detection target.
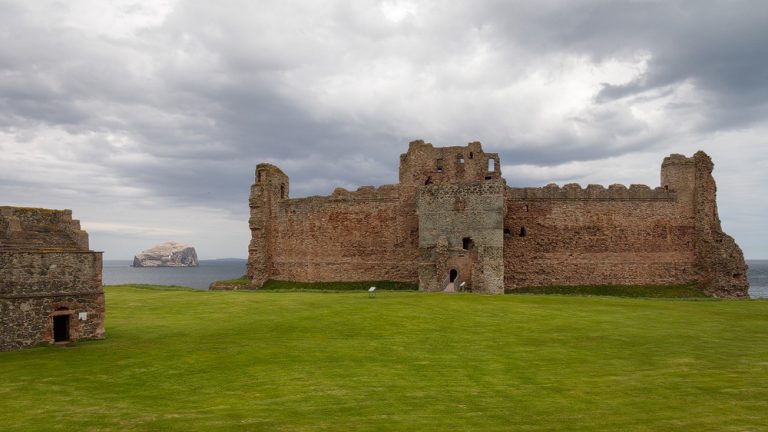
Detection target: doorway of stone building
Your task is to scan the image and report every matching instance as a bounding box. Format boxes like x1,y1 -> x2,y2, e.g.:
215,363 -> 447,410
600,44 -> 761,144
53,314 -> 70,342
444,269 -> 459,292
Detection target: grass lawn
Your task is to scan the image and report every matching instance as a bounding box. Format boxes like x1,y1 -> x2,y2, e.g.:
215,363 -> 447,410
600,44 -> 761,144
506,283 -> 708,298
1,287 -> 767,431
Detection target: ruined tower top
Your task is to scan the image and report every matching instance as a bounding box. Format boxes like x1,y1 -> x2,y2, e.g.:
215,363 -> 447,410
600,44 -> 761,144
398,140 -> 502,186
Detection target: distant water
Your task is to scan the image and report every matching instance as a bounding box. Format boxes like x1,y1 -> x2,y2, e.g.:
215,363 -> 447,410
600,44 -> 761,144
103,259 -> 246,290
104,258 -> 768,297
748,260 -> 768,299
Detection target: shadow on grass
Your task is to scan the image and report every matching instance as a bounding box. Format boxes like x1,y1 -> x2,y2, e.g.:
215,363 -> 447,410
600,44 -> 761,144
104,284 -> 199,292
506,283 -> 709,298
260,280 -> 418,292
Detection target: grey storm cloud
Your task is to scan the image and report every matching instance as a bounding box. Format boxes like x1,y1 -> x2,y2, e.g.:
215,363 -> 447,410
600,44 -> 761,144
0,0 -> 766,258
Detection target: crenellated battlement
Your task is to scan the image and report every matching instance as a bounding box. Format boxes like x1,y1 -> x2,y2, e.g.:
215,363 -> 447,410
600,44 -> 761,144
506,183 -> 675,201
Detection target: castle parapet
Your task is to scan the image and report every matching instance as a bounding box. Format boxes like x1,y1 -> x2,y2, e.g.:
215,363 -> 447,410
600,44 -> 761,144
506,183 -> 674,201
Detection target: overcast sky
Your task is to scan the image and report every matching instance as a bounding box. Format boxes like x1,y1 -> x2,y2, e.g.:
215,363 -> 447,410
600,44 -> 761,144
1,0 -> 766,259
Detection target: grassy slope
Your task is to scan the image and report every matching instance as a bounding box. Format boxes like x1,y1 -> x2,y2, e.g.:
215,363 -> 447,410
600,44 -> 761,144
0,288 -> 766,431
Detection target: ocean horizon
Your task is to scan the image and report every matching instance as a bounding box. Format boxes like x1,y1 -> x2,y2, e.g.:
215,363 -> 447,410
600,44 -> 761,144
103,259 -> 247,290
103,259 -> 768,298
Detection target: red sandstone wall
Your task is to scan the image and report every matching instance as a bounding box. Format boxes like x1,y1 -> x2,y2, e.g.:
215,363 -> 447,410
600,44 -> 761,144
247,143 -> 747,297
268,186 -> 420,283
504,185 -> 699,288
689,152 -> 749,296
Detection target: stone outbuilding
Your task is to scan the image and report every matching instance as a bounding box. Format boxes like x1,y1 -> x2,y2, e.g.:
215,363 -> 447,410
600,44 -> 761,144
0,207 -> 104,351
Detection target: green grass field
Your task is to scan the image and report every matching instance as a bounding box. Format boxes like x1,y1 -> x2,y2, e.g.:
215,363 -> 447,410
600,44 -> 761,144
1,286 -> 767,431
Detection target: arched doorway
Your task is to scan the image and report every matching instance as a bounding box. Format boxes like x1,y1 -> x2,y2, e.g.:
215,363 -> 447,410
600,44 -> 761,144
443,268 -> 460,292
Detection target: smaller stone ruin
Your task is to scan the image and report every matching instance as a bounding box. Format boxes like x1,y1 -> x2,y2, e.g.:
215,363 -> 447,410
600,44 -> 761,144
1,206 -> 105,351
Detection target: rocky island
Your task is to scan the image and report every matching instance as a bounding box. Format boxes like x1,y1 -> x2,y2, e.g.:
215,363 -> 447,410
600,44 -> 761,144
132,241 -> 199,267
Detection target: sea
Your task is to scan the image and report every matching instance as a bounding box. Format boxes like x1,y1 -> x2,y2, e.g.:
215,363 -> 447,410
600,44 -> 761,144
748,260 -> 768,299
103,259 -> 768,298
103,259 -> 247,290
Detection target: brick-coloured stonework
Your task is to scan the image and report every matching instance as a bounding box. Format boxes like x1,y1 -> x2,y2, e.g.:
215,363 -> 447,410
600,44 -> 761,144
246,141 -> 748,297
0,207 -> 104,351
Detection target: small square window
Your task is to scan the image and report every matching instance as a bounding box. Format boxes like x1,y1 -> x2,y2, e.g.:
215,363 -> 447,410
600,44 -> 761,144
462,237 -> 474,250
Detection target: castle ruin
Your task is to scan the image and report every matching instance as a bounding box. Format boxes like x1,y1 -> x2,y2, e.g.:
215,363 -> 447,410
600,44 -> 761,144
247,140 -> 748,297
0,207 -> 105,351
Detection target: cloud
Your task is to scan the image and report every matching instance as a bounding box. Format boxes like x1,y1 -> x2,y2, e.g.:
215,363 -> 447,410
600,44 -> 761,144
0,0 -> 765,258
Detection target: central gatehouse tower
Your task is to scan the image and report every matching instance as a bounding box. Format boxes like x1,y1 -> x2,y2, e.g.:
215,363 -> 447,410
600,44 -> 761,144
400,141 -> 505,294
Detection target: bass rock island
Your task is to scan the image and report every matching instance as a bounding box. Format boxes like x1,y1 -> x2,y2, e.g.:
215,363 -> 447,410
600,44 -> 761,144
133,241 -> 199,267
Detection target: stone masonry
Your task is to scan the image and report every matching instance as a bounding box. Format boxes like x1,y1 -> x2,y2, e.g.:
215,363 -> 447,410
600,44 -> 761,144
0,207 -> 105,351
246,140 -> 748,297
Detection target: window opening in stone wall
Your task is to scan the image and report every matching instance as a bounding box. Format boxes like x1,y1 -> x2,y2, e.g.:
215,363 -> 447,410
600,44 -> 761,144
462,237 -> 474,250
488,159 -> 494,172
469,152 -> 473,159
280,184 -> 286,199
450,269 -> 458,282
519,226 -> 527,237
524,205 -> 529,212
437,159 -> 444,172
258,171 -> 264,182
53,314 -> 70,342
458,155 -> 464,165
425,176 -> 432,185
504,228 -> 511,237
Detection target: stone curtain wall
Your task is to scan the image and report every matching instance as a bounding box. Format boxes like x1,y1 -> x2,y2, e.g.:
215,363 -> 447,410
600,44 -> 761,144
268,186 -> 420,283
0,207 -> 104,351
247,141 -> 747,297
503,153 -> 748,297
504,192 -> 698,289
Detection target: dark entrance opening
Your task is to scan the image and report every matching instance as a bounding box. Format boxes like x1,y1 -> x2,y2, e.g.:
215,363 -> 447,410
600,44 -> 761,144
53,315 -> 70,342
462,237 -> 474,250
449,269 -> 458,282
